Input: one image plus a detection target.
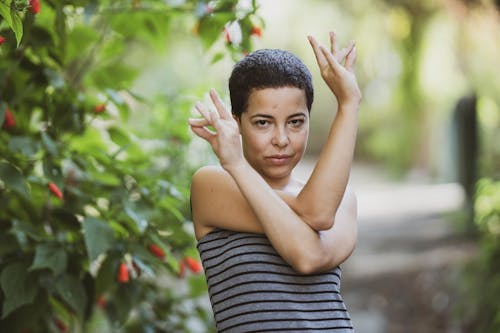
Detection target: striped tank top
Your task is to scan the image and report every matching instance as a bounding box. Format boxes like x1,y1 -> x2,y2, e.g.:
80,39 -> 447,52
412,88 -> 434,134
197,229 -> 354,333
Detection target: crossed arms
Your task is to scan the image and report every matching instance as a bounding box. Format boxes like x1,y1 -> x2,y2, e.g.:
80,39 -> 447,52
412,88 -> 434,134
189,33 -> 361,274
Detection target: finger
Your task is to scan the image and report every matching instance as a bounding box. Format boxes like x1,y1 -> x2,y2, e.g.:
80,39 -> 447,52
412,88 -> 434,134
329,31 -> 337,55
190,124 -> 216,143
209,89 -> 232,120
307,35 -> 327,68
320,45 -> 342,73
209,109 -> 224,132
344,45 -> 357,72
335,41 -> 355,63
188,118 -> 210,127
195,102 -> 212,122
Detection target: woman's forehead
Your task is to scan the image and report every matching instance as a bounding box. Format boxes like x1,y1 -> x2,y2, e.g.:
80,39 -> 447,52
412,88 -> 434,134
246,87 -> 308,115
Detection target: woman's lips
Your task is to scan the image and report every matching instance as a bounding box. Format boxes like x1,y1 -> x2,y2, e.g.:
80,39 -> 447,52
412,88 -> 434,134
266,155 -> 292,165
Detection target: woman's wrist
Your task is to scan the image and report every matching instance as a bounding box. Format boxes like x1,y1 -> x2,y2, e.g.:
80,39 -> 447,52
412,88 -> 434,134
223,158 -> 249,179
337,99 -> 361,114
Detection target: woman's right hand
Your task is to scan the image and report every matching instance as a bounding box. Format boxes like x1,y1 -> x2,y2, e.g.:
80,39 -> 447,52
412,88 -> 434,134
188,89 -> 244,171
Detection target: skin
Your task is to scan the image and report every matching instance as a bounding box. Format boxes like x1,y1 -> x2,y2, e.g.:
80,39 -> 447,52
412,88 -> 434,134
240,87 -> 310,190
189,32 -> 361,274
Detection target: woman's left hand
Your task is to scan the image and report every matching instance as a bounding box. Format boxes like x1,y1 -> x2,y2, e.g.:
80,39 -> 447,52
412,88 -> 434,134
188,89 -> 245,171
308,32 -> 362,110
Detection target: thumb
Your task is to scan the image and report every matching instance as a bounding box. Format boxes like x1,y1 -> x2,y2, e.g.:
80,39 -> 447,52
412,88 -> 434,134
190,125 -> 215,144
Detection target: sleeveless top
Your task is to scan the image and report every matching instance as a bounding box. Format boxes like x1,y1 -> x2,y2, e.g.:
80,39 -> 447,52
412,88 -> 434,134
197,228 -> 354,333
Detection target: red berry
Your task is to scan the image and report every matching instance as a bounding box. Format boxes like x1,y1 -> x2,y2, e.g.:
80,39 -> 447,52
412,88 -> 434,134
0,36 -> 5,45
48,182 -> 64,200
148,243 -> 165,259
184,257 -> 202,274
2,108 -> 15,129
250,26 -> 262,37
29,0 -> 41,14
117,262 -> 129,283
93,104 -> 106,113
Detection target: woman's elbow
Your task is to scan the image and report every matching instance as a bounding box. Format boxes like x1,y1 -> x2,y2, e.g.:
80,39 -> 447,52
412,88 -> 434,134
291,251 -> 328,275
306,215 -> 335,231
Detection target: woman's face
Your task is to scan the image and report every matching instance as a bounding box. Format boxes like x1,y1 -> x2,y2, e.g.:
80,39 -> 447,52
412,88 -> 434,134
238,87 -> 309,189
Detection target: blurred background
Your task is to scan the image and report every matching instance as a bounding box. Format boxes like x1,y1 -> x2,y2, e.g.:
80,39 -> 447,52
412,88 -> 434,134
1,0 -> 499,332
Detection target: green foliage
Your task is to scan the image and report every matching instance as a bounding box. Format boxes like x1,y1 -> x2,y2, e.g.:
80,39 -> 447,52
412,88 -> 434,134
457,178 -> 500,332
0,0 -> 262,332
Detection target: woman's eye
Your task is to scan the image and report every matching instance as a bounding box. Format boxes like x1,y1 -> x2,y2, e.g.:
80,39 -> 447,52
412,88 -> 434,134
289,119 -> 304,127
255,120 -> 269,126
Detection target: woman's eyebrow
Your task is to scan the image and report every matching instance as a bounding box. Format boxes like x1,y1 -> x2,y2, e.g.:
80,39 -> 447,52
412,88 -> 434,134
249,112 -> 307,120
288,112 -> 307,119
250,114 -> 274,119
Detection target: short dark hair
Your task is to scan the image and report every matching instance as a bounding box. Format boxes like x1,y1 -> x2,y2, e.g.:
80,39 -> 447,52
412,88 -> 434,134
228,49 -> 314,118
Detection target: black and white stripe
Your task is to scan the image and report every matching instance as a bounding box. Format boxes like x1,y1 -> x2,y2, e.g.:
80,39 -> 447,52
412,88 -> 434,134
197,229 -> 354,333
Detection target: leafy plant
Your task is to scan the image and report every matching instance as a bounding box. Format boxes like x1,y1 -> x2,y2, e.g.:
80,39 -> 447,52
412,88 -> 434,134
0,0 -> 263,332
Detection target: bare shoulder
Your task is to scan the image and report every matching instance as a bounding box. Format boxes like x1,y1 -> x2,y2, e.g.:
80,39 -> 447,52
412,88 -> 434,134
192,164 -> 227,178
190,165 -> 262,240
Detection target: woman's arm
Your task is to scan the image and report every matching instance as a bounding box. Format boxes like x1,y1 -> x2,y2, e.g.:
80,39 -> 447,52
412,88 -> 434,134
291,33 -> 360,231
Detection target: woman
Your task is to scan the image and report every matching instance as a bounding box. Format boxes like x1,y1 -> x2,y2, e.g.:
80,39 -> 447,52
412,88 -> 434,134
189,32 -> 361,332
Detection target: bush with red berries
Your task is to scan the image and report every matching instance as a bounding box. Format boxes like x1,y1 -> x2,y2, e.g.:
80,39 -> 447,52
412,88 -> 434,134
0,1 -> 262,332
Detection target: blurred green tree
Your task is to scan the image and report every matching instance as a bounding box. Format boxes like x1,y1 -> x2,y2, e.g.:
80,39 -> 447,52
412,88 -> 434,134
0,0 -> 263,332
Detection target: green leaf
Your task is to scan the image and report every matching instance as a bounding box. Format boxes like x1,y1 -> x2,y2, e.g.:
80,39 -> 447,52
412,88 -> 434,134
124,203 -> 148,234
130,256 -> 154,277
112,284 -> 137,324
10,220 -> 45,242
0,234 -> 18,257
10,8 -> 23,47
0,102 -> 6,126
0,0 -> 23,46
8,137 -> 40,158
188,275 -> 208,298
41,132 -> 58,156
65,26 -> 99,64
94,254 -> 119,296
211,52 -> 225,64
55,274 -> 87,319
55,3 -> 66,56
30,243 -> 68,276
1,261 -> 39,318
108,127 -> 130,147
83,217 -> 115,262
0,0 -> 11,23
0,1 -> 23,47
51,208 -> 80,229
0,161 -> 30,197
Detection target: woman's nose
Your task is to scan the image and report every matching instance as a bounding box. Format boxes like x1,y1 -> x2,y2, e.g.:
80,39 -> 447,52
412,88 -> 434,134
271,127 -> 289,147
